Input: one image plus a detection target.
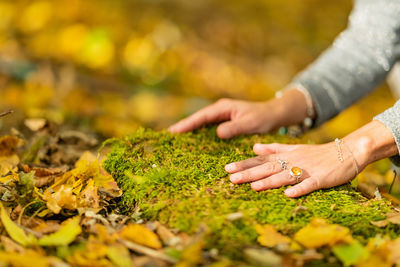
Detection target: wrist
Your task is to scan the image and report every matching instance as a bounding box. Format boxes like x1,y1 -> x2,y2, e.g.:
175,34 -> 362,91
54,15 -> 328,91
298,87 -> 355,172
273,89 -> 311,127
342,120 -> 399,169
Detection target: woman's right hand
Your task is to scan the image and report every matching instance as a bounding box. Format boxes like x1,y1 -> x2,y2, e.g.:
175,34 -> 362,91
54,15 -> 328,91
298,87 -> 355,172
168,89 -> 311,139
169,98 -> 282,139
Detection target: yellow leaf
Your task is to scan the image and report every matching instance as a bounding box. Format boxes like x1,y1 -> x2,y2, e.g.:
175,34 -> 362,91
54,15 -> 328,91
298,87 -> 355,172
79,179 -> 100,209
119,224 -> 162,249
0,250 -> 50,267
0,172 -> 19,184
43,185 -> 77,214
0,202 -> 37,246
176,239 -> 205,267
255,224 -> 291,248
67,238 -> 111,267
38,216 -> 81,246
294,218 -> 353,249
106,245 -> 133,267
0,154 -> 19,176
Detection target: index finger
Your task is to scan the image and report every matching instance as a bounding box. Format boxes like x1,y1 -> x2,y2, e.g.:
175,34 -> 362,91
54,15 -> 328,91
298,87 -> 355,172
169,101 -> 232,133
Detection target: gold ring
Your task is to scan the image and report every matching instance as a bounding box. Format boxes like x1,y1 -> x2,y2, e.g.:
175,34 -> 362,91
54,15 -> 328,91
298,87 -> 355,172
289,166 -> 303,183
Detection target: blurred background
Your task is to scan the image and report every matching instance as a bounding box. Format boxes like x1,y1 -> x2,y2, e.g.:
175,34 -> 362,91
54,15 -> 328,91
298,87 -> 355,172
0,0 -> 398,194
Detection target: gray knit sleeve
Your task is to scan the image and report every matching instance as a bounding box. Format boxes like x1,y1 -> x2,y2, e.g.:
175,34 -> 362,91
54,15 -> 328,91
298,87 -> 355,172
374,100 -> 400,164
291,0 -> 400,127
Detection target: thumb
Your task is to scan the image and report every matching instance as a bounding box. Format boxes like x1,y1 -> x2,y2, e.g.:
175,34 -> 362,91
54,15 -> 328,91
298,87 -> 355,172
253,143 -> 299,155
217,119 -> 247,139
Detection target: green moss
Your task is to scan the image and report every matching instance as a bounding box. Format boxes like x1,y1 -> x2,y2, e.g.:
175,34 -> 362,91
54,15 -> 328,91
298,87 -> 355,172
103,127 -> 400,257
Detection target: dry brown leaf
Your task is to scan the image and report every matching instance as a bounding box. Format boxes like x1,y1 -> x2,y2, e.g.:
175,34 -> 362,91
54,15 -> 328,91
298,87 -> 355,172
0,135 -> 22,156
156,223 -> 179,246
371,212 -> 400,228
33,220 -> 61,235
24,118 -> 47,131
1,236 -> 25,253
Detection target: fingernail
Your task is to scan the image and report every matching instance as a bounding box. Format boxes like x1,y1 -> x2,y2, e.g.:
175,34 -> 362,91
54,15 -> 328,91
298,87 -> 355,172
253,143 -> 262,149
230,173 -> 241,183
285,188 -> 296,197
251,181 -> 262,190
225,163 -> 236,172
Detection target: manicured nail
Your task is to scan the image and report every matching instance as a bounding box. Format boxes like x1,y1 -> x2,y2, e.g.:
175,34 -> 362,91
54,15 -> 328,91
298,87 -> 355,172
230,173 -> 241,183
225,163 -> 236,172
285,188 -> 296,197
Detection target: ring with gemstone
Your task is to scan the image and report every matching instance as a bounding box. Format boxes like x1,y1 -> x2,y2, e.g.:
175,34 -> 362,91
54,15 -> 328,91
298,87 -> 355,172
277,158 -> 288,171
289,166 -> 303,183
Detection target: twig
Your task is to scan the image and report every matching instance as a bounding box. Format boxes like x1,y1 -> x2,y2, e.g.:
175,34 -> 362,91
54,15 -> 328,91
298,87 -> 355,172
120,239 -> 178,264
0,110 -> 13,118
389,170 -> 397,194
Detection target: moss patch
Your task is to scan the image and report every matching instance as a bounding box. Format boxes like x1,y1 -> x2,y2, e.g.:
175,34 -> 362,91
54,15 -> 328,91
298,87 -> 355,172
103,127 -> 400,257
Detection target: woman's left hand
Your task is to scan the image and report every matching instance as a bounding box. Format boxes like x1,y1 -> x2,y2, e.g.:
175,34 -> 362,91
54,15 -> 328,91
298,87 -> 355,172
225,142 -> 362,198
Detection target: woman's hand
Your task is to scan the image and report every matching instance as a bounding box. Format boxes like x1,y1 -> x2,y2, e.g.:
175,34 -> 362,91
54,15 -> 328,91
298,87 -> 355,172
169,89 -> 311,139
226,142 -> 360,197
225,120 -> 399,197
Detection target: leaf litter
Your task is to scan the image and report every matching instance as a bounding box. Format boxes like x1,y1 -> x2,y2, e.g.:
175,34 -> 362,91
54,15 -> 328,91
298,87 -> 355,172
1,121 -> 400,266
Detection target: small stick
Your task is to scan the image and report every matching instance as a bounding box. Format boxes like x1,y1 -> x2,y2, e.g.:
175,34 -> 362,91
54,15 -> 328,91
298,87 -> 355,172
389,170 -> 397,194
0,110 -> 13,118
120,239 -> 178,264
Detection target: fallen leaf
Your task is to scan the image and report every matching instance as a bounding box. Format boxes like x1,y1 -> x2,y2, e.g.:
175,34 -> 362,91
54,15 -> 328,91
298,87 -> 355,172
67,238 -> 111,267
385,238 -> 400,265
79,179 -> 100,209
24,118 -> 47,131
0,154 -> 19,176
294,218 -> 353,249
0,250 -> 50,267
175,239 -> 204,267
156,223 -> 179,246
371,212 -> 400,227
0,202 -> 37,246
0,135 -> 22,156
1,236 -> 25,253
119,224 -> 162,249
106,245 -> 133,267
38,216 -> 82,246
33,220 -> 61,234
243,248 -> 281,267
255,224 -> 291,248
42,184 -> 77,214
332,241 -> 369,266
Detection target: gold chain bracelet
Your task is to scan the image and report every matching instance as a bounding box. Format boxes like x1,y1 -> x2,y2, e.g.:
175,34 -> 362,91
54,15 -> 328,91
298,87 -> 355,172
335,138 -> 359,177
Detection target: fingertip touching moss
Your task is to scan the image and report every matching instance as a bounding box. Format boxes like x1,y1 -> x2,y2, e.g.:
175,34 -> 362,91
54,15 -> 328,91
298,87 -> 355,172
103,127 -> 400,258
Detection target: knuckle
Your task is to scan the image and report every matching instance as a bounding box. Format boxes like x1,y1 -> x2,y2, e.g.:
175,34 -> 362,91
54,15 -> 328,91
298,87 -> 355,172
241,169 -> 251,178
256,156 -> 266,163
217,98 -> 231,105
263,163 -> 278,173
309,178 -> 320,189
288,173 -> 297,183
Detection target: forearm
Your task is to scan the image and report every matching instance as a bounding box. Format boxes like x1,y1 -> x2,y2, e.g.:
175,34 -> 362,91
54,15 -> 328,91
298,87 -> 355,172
292,0 -> 400,126
342,120 -> 399,170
